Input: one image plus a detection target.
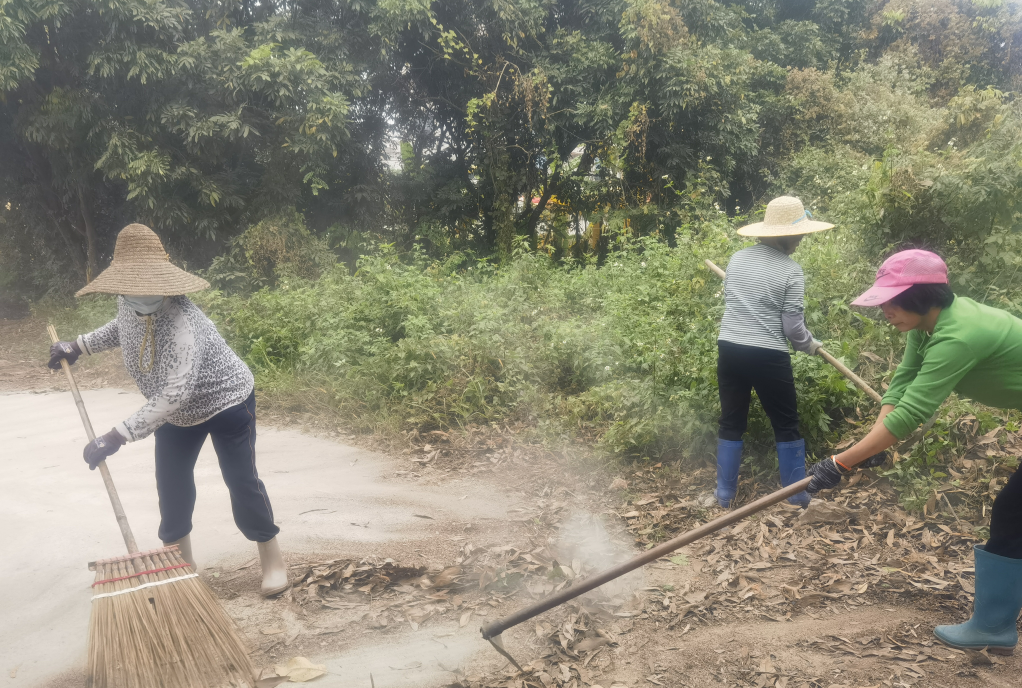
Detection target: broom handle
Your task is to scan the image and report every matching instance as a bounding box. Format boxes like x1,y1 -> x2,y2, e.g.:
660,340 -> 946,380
704,259 -> 883,404
47,325 -> 139,555
481,476 -> 812,639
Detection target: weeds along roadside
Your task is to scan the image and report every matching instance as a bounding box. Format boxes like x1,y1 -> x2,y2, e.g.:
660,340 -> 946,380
33,225 -> 1021,531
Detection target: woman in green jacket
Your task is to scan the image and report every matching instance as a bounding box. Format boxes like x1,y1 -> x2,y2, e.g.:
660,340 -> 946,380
806,249 -> 1022,654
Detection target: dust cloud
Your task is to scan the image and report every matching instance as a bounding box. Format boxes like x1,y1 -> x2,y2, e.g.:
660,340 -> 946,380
553,511 -> 644,601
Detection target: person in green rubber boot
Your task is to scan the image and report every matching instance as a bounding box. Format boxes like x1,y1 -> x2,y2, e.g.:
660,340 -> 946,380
807,248 -> 1022,655
714,196 -> 833,510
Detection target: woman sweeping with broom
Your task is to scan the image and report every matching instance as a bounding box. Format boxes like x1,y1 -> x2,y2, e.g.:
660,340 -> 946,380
807,249 -> 1022,654
48,223 -> 289,597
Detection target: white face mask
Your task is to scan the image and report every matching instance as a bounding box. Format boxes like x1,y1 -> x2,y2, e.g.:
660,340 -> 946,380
122,295 -> 166,315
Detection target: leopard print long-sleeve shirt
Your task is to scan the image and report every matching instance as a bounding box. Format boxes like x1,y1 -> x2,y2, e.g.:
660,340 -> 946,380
77,296 -> 254,441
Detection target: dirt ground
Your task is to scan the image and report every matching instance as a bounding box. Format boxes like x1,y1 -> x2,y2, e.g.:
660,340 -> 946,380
2,316 -> 1020,688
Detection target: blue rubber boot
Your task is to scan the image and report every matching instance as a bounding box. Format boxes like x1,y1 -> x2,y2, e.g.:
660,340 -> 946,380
934,545 -> 1022,654
714,439 -> 743,508
776,439 -> 810,508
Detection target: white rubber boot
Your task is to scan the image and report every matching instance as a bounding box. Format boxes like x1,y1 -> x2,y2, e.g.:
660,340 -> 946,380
257,536 -> 289,597
163,534 -> 196,570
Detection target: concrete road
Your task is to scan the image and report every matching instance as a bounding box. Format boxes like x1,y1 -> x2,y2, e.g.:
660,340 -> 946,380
0,389 -> 506,687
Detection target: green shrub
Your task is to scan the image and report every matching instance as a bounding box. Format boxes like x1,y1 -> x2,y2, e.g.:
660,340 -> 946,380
205,210 -> 335,293
44,214 -> 1022,517
199,223 -> 899,465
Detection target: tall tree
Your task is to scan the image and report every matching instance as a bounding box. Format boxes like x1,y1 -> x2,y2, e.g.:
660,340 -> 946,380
1,0 -> 361,283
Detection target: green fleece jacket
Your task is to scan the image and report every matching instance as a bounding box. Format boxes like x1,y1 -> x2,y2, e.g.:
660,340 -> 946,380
882,296 -> 1022,439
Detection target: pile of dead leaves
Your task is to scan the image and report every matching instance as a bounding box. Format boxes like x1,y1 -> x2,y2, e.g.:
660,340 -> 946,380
291,557 -> 469,631
289,537 -> 630,635
441,462 -> 992,688
516,463 -> 991,688
804,621 -> 973,670
293,558 -> 428,603
612,461 -> 981,615
445,604 -> 622,688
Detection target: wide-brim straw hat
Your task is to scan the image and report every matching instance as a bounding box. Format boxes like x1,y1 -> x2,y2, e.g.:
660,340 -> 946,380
76,223 -> 210,297
737,196 -> 834,237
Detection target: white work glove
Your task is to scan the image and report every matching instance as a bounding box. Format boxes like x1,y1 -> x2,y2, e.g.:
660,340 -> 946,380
808,339 -> 823,356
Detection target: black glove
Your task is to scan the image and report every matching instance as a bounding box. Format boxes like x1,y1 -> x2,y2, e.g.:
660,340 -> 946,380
806,457 -> 849,494
861,451 -> 889,469
48,341 -> 82,369
84,429 -> 126,470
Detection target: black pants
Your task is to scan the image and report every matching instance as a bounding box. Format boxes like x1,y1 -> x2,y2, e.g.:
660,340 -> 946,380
155,392 -> 279,543
717,341 -> 801,443
986,464 -> 1022,559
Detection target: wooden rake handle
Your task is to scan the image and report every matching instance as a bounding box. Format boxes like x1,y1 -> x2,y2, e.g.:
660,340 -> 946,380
482,476 -> 812,639
703,259 -> 883,404
816,348 -> 883,404
47,325 -> 139,555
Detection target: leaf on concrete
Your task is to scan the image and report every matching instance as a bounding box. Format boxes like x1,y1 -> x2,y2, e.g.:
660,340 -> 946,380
276,657 -> 328,682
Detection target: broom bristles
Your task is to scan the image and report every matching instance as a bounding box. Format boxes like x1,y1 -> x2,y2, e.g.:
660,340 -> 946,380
87,546 -> 255,688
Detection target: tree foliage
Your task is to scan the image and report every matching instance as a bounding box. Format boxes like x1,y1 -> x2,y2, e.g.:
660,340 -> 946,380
1,0 -> 369,289
3,0 -> 1022,296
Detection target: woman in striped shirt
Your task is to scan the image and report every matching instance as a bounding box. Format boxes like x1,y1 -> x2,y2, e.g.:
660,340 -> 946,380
714,197 -> 833,509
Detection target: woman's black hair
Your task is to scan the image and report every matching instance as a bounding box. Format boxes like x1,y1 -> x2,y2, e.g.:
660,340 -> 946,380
888,283 -> 955,315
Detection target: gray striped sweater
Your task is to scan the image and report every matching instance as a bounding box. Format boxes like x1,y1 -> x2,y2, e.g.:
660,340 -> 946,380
718,243 -> 813,352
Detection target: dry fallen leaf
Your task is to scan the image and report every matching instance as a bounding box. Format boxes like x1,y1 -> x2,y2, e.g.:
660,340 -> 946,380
275,657 -> 328,682
797,501 -> 869,526
261,627 -> 284,635
432,566 -> 462,588
683,591 -> 706,604
965,648 -> 992,665
574,637 -> 610,652
460,610 -> 472,627
255,668 -> 289,688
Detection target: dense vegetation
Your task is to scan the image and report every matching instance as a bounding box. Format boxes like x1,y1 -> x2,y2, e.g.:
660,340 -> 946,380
6,1 -> 1022,512
4,0 -> 1022,291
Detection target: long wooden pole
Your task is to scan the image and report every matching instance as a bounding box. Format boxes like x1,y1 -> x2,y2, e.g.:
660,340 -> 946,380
816,349 -> 883,404
704,259 -> 883,404
481,476 -> 811,640
47,325 -> 139,555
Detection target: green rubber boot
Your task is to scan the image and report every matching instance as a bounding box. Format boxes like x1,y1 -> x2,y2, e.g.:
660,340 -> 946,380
933,545 -> 1022,655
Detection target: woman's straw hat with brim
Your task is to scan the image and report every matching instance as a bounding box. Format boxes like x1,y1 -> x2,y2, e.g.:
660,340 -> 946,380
737,196 -> 834,237
76,223 -> 210,297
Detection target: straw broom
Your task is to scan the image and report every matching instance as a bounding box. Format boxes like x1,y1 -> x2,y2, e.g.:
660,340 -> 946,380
48,325 -> 255,688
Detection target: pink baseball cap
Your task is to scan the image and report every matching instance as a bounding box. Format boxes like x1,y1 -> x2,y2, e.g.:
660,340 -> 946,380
851,250 -> 948,306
